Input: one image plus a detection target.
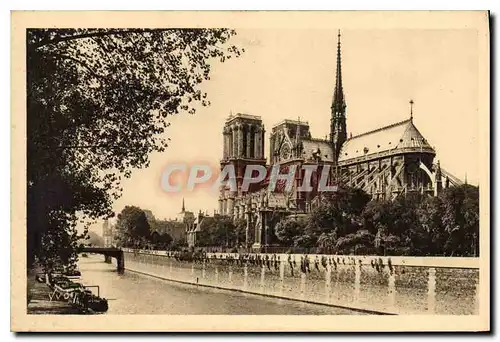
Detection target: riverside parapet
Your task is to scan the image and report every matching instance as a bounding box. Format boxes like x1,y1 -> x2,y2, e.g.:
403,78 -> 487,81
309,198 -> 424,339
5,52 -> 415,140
121,249 -> 480,315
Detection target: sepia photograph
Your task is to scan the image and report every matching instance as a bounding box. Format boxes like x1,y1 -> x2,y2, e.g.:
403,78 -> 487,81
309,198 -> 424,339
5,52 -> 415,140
11,10 -> 490,332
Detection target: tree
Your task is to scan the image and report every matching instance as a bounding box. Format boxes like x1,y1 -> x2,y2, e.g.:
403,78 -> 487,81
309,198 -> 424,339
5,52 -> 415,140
38,214 -> 84,271
150,231 -> 161,245
374,224 -> 403,256
317,232 -> 337,253
362,200 -> 392,234
159,233 -> 173,248
305,186 -> 370,240
150,231 -> 173,249
192,216 -> 237,248
335,229 -> 375,255
335,186 -> 372,219
417,195 -> 446,255
79,231 -> 105,247
275,217 -> 306,246
293,234 -> 316,249
211,217 -> 236,247
143,210 -> 157,231
195,226 -> 213,247
233,218 -> 247,246
305,202 -> 339,240
362,196 -> 423,254
360,185 -> 480,257
114,206 -> 151,247
440,185 -> 479,256
27,29 -> 243,267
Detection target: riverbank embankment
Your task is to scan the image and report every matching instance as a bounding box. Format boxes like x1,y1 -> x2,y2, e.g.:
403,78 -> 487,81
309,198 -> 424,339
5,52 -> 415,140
120,249 -> 480,315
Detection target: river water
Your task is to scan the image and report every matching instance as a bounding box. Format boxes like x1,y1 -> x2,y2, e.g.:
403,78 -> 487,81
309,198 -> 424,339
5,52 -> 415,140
78,255 -> 363,315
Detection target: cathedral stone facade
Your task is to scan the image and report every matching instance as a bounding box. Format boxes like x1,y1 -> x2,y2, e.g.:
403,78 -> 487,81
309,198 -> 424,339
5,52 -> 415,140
213,32 -> 463,251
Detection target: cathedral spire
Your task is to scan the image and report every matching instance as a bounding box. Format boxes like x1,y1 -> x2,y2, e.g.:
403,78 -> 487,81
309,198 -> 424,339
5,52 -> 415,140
330,30 -> 347,161
332,30 -> 345,112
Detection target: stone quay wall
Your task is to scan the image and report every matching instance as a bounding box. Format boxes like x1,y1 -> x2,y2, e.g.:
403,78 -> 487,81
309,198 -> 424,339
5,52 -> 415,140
121,249 -> 479,315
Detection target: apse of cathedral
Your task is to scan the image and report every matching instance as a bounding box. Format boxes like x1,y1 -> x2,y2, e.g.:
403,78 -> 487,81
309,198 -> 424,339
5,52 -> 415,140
216,32 -> 463,250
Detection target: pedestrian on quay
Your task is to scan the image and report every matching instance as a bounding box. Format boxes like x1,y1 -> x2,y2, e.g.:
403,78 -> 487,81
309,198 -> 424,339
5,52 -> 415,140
300,256 -> 306,274
287,254 -> 294,276
321,255 -> 328,269
304,254 -> 311,273
314,256 -> 320,272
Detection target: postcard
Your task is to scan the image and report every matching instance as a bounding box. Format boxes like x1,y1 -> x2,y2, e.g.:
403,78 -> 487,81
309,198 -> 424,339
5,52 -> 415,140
11,10 -> 490,332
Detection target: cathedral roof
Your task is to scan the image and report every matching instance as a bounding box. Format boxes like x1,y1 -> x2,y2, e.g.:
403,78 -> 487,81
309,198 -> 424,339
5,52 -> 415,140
338,118 -> 435,163
301,139 -> 335,162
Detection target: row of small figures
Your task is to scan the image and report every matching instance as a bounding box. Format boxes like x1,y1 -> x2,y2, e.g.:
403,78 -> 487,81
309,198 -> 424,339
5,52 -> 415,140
167,252 -> 394,275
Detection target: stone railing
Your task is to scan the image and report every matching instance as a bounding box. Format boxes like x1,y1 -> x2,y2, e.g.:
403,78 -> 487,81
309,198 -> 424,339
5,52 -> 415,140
120,249 -> 479,315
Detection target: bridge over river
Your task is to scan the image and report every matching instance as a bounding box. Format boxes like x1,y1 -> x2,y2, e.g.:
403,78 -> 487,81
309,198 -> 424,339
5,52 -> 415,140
79,247 -> 124,272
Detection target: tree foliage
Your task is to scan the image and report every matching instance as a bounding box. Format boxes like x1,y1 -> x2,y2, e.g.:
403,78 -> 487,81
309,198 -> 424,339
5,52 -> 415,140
440,185 -> 480,256
335,229 -> 375,255
305,186 -> 371,240
79,230 -> 105,247
114,206 -> 151,248
165,185 -> 479,257
154,219 -> 185,245
274,185 -> 479,257
27,28 -> 243,267
150,230 -> 173,249
193,216 -> 237,247
233,218 -> 248,246
316,232 -> 337,253
275,217 -> 306,246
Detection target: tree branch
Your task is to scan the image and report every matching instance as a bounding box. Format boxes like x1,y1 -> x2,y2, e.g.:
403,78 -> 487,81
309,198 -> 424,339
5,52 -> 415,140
46,51 -> 103,80
31,28 -> 171,50
55,145 -> 140,150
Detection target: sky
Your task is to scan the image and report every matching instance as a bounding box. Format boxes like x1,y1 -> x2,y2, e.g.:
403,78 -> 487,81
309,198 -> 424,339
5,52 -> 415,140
90,28 -> 480,234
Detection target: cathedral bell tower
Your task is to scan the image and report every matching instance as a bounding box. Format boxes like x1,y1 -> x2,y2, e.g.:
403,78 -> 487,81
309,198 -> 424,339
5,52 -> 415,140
219,113 -> 266,218
330,30 -> 347,161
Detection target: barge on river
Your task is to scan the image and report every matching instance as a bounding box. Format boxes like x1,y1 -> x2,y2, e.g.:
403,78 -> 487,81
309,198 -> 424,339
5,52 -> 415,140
36,271 -> 109,313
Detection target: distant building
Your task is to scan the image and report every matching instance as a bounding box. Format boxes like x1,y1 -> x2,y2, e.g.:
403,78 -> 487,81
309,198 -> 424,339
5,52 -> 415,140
102,218 -> 116,247
186,211 -> 219,248
143,209 -> 156,228
154,220 -> 187,243
176,198 -> 195,224
150,199 -> 194,245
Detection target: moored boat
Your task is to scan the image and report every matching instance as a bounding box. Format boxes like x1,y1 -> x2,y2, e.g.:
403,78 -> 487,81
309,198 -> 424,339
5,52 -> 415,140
42,272 -> 109,313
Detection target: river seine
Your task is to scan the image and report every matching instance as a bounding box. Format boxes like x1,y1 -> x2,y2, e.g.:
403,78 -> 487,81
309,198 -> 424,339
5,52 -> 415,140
78,255 -> 362,315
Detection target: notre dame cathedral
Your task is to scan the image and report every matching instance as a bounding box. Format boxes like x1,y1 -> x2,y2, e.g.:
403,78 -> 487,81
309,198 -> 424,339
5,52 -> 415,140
213,32 -> 463,251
